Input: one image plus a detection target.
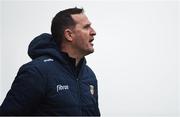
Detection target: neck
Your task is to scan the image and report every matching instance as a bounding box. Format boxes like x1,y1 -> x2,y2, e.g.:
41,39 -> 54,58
61,44 -> 83,66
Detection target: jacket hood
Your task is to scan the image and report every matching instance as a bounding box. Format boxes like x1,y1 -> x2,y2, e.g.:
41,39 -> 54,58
28,33 -> 64,62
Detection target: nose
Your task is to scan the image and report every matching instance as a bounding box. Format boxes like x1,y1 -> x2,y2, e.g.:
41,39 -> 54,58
90,27 -> 96,36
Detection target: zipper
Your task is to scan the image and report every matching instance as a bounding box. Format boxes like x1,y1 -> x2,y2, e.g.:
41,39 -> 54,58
74,60 -> 83,115
76,78 -> 82,115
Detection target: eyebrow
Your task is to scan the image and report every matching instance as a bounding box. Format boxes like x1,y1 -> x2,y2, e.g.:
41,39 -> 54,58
84,23 -> 91,28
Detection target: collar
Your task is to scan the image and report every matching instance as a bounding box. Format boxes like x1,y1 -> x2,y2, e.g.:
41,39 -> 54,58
59,51 -> 86,68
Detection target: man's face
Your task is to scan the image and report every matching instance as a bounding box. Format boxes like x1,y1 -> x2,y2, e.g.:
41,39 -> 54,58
71,13 -> 96,56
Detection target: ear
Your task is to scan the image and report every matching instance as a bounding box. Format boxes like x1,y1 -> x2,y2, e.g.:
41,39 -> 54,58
64,29 -> 73,42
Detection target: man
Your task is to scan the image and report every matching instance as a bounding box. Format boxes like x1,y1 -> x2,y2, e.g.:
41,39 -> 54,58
0,7 -> 100,116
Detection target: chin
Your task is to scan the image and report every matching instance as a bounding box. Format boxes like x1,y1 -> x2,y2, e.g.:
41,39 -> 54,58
89,48 -> 94,53
84,49 -> 94,56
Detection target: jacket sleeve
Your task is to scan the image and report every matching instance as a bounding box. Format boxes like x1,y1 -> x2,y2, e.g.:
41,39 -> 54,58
0,65 -> 46,115
86,65 -> 101,116
95,80 -> 101,116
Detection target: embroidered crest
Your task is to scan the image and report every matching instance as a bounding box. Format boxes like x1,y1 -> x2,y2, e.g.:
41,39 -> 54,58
89,85 -> 94,95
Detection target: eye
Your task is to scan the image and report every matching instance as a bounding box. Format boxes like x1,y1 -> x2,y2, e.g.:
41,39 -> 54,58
84,24 -> 91,29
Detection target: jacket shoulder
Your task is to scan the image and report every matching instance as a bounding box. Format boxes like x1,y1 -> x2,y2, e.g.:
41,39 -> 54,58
19,57 -> 56,75
85,65 -> 96,75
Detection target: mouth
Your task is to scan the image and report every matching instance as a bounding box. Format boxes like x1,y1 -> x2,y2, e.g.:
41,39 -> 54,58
89,39 -> 94,46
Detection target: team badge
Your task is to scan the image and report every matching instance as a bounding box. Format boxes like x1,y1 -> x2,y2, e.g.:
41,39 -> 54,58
89,85 -> 94,95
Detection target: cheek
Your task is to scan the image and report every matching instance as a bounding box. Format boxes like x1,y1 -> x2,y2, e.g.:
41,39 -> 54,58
78,38 -> 88,47
73,31 -> 90,46
76,34 -> 89,44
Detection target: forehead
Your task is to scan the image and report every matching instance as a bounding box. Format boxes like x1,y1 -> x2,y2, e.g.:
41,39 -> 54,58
71,13 -> 91,25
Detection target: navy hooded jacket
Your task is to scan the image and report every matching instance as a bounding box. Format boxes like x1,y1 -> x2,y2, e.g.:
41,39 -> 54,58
0,33 -> 100,116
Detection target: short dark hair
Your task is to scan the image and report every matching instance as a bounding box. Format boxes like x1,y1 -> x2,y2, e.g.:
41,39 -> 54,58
51,7 -> 84,47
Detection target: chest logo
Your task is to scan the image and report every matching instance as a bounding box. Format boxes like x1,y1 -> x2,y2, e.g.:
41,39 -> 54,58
89,85 -> 95,95
57,84 -> 69,92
